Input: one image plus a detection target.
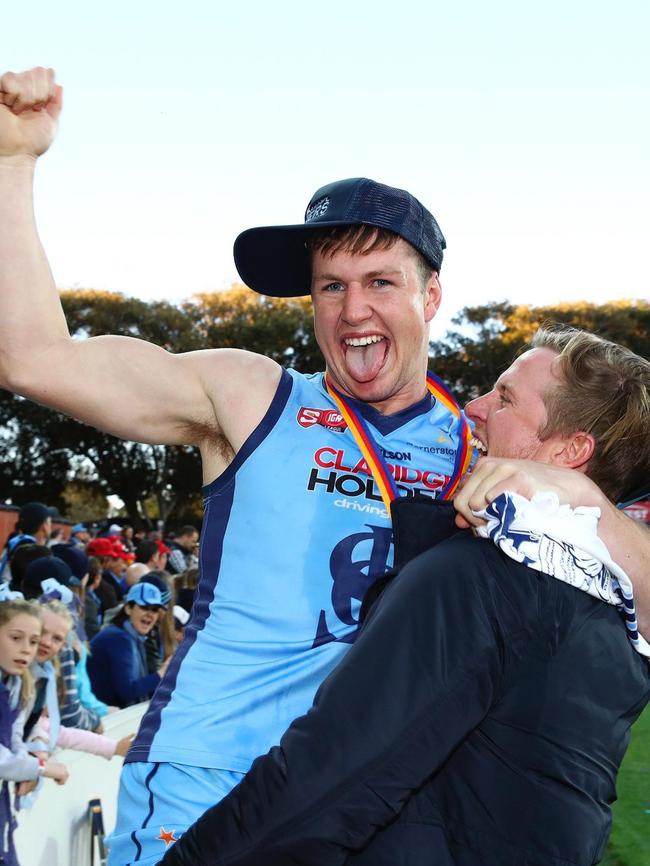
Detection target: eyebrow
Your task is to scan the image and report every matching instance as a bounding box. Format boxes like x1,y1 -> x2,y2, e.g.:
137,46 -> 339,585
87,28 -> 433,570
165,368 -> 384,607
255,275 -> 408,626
496,381 -> 516,399
313,269 -> 404,281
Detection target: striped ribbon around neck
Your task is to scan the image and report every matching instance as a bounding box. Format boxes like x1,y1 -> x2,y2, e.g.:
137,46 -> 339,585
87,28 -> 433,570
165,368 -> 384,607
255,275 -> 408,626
324,373 -> 473,513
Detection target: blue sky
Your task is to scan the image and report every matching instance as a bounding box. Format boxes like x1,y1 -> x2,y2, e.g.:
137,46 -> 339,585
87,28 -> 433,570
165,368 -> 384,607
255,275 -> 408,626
4,0 -> 649,336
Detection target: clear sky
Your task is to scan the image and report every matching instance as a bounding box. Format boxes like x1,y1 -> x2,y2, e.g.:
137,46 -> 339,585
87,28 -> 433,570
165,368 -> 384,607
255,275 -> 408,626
4,0 -> 649,337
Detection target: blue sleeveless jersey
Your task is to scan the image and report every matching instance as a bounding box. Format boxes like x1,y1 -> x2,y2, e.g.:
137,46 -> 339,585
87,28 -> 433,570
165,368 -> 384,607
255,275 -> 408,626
128,370 -> 471,772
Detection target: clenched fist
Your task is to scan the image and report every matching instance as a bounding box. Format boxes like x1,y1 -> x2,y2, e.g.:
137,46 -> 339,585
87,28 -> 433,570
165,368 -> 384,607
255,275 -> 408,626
0,67 -> 62,159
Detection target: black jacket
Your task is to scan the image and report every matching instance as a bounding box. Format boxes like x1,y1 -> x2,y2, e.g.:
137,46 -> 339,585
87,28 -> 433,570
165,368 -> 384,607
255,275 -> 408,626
162,533 -> 650,866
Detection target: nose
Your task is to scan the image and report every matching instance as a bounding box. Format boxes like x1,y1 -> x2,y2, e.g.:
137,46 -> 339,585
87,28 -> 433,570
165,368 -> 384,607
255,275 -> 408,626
341,283 -> 372,325
464,391 -> 492,424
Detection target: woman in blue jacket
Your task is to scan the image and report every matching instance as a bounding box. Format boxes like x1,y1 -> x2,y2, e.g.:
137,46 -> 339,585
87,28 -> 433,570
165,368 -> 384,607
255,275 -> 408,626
88,583 -> 170,708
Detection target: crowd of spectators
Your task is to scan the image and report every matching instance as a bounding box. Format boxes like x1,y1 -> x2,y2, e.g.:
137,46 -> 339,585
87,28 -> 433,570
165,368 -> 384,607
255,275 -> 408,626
0,501 -> 200,864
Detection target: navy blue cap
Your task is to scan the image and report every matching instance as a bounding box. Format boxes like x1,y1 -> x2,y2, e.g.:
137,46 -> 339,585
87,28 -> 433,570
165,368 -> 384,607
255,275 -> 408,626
23,556 -> 79,600
51,543 -> 89,581
233,177 -> 446,298
18,502 -> 57,534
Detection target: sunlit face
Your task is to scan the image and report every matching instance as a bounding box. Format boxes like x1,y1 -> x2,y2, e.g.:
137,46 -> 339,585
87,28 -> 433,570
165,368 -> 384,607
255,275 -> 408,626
311,239 -> 441,414
127,603 -> 161,636
465,348 -> 564,461
36,609 -> 71,663
0,613 -> 42,675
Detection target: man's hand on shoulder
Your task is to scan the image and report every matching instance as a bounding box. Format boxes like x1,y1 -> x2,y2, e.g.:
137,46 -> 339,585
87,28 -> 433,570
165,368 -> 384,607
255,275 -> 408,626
453,458 -> 603,529
0,67 -> 61,160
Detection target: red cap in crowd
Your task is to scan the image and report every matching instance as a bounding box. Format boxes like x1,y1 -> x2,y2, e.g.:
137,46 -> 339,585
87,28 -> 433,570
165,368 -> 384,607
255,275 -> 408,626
112,540 -> 135,562
87,537 -> 116,558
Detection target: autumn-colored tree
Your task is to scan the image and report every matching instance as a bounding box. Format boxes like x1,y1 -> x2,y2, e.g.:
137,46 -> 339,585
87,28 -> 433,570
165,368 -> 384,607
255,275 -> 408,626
61,479 -> 110,522
187,286 -> 322,370
430,299 -> 649,404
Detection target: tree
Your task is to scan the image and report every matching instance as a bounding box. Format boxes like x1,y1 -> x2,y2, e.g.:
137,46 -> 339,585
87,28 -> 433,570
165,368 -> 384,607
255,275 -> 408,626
61,479 -> 110,522
3,291 -> 645,522
430,299 -> 650,404
187,286 -> 322,371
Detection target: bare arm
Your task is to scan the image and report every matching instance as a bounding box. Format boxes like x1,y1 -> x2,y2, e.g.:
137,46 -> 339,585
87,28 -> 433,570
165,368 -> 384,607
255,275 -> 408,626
454,458 -> 650,638
0,68 -> 280,466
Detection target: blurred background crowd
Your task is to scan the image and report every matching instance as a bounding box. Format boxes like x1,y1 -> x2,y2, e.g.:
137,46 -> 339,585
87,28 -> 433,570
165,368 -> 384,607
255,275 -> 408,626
0,500 -> 201,860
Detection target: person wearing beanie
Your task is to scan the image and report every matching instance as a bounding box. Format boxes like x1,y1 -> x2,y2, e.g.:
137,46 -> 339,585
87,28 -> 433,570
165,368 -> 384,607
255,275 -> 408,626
50,543 -> 109,721
22,558 -> 102,734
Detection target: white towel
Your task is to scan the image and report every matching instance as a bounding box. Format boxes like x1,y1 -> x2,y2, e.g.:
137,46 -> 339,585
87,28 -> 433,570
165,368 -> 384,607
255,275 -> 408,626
474,491 -> 650,658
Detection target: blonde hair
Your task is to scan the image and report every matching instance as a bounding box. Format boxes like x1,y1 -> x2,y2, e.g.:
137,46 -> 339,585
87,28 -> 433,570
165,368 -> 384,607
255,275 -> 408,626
532,324 -> 650,501
40,599 -> 74,708
40,598 -> 74,631
0,599 -> 42,706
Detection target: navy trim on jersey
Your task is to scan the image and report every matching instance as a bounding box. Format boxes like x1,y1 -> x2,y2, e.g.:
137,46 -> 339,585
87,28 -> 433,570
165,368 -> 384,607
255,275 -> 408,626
126,368 -> 294,762
202,368 -> 294,496
129,828 -> 141,864
127,764 -> 160,863
331,376 -> 435,435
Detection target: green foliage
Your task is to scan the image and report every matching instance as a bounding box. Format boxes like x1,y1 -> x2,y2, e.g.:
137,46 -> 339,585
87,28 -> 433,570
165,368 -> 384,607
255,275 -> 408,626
430,299 -> 650,404
187,286 -> 322,370
61,479 -> 110,522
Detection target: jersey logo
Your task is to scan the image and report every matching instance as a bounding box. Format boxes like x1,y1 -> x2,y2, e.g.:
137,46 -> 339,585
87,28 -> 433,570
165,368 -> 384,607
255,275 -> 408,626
297,407 -> 348,432
313,524 -> 393,648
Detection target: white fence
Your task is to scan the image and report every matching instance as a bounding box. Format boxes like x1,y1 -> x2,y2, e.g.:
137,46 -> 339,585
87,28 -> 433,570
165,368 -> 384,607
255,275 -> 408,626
15,702 -> 147,866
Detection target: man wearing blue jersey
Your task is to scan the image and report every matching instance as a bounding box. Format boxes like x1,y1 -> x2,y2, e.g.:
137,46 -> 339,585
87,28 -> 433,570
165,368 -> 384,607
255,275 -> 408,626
0,68 -> 468,865
160,327 -> 650,866
1,69 -> 649,866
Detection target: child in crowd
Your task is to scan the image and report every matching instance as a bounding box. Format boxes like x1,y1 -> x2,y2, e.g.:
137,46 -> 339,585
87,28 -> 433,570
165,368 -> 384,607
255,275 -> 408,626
0,598 -> 67,866
26,600 -> 133,762
22,558 -> 103,732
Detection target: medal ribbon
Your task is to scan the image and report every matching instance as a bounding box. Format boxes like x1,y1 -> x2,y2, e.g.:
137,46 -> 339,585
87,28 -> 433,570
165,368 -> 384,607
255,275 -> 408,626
324,373 -> 474,513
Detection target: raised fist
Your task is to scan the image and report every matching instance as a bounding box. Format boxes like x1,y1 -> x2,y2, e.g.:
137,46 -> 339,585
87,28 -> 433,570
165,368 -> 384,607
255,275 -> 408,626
0,67 -> 62,158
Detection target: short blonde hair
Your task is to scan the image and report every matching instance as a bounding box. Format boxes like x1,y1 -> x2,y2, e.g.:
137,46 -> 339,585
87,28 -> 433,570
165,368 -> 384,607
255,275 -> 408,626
532,324 -> 650,501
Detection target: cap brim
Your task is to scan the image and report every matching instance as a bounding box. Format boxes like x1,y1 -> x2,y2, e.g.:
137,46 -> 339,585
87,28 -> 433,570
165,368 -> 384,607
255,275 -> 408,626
234,221 -> 365,298
131,600 -> 167,610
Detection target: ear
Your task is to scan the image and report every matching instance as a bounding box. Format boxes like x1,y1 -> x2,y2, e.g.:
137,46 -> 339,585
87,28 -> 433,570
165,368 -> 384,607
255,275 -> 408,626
548,431 -> 595,471
424,273 -> 442,323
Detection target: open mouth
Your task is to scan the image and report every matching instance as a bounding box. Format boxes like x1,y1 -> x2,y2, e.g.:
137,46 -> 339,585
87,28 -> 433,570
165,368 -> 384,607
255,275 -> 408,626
469,435 -> 487,455
342,334 -> 388,382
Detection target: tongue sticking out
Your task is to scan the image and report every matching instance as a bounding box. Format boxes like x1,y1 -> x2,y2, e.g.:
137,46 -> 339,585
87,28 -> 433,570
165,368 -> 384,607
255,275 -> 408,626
344,340 -> 387,382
